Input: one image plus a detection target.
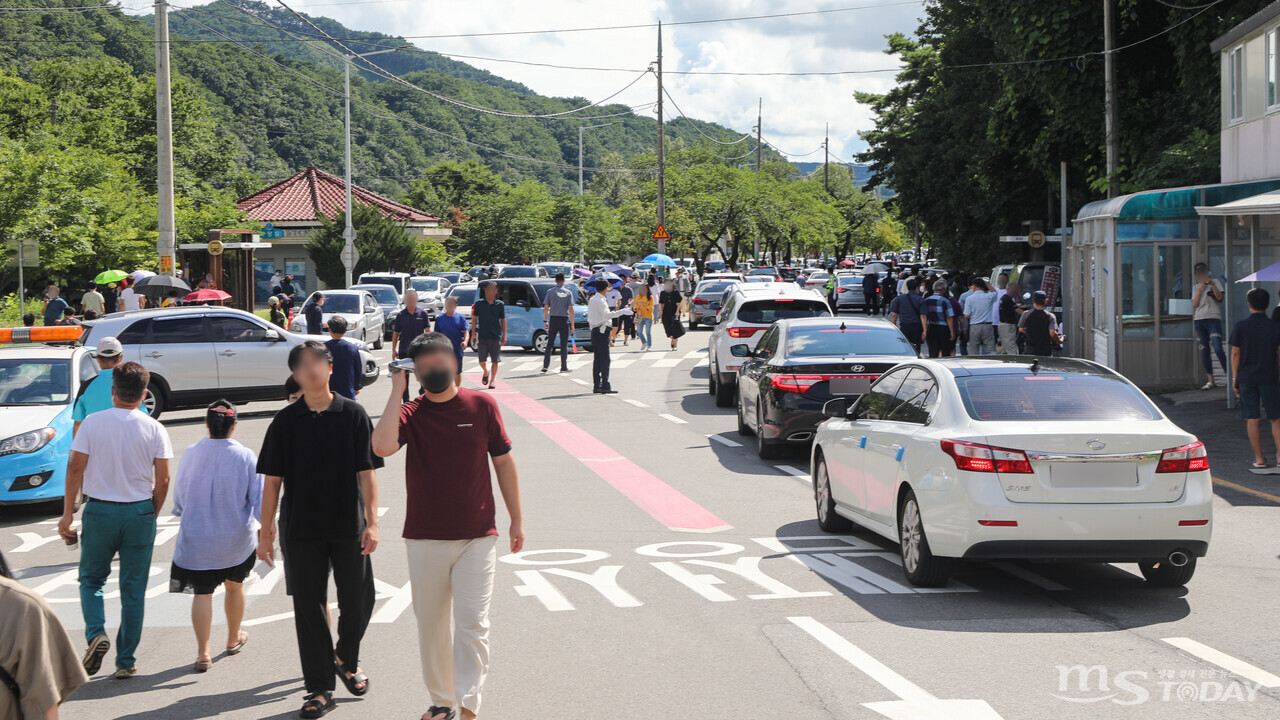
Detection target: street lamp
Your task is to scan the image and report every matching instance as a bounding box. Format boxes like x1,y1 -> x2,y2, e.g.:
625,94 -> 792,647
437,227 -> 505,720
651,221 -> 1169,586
577,121 -> 621,266
343,45 -> 410,287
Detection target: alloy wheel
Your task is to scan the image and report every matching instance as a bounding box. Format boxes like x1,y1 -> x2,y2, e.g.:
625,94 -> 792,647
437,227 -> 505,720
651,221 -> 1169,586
901,499 -> 922,574
816,464 -> 831,524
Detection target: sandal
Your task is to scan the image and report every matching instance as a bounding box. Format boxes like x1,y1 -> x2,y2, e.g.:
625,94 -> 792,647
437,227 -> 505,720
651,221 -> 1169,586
424,707 -> 456,720
194,658 -> 212,672
226,630 -> 249,655
480,375 -> 489,386
1252,461 -> 1268,469
300,691 -> 335,718
335,660 -> 369,696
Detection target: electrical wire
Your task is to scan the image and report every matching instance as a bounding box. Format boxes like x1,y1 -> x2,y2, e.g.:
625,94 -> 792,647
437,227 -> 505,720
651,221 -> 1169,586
0,3 -> 125,12
758,136 -> 824,158
268,0 -> 654,120
660,86 -> 751,145
704,145 -> 757,162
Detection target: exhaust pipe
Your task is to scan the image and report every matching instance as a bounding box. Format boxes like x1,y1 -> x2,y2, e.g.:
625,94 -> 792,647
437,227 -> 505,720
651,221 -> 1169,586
789,431 -> 814,442
1167,551 -> 1189,567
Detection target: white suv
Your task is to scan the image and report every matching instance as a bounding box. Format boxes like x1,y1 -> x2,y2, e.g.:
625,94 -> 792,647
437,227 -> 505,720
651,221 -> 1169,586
707,284 -> 831,407
82,307 -> 379,418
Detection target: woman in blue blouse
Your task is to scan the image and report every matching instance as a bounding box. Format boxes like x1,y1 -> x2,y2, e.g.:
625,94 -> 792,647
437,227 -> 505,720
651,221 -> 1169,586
169,400 -> 263,672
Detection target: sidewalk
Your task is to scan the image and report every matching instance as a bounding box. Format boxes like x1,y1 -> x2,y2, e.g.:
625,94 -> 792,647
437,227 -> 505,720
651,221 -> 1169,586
1156,386 -> 1280,507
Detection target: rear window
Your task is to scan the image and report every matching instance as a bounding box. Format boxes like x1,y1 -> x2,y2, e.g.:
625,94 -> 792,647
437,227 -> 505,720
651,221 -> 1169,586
355,287 -> 398,305
955,374 -> 1160,421
785,326 -> 915,357
500,266 -> 538,278
447,286 -> 477,306
736,299 -> 830,325
411,278 -> 442,293
320,295 -> 361,314
360,275 -> 404,293
697,281 -> 736,295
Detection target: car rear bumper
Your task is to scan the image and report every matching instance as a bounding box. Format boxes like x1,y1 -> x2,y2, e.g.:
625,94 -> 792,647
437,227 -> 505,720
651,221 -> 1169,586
961,539 -> 1209,561
762,408 -> 826,443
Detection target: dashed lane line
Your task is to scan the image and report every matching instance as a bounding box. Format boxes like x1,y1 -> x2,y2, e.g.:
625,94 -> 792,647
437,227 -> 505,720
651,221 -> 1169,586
707,434 -> 742,448
658,413 -> 688,425
1162,638 -> 1280,687
623,399 -> 649,408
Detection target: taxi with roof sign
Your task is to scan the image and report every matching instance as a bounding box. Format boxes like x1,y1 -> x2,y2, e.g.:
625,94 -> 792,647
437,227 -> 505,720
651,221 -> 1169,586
0,325 -> 96,507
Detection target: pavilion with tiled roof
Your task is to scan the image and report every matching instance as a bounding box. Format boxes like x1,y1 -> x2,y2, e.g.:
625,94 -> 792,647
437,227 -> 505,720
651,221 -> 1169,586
235,165 -> 450,291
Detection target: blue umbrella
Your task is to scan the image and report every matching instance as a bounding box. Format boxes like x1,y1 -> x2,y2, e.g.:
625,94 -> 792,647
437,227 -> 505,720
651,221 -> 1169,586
603,263 -> 633,276
642,253 -> 678,267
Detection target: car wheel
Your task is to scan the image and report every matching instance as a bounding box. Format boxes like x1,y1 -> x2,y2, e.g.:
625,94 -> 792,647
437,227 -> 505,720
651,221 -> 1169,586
1138,557 -> 1197,587
756,407 -> 782,459
736,391 -> 754,436
898,489 -> 950,587
373,329 -> 383,350
814,455 -> 852,533
468,335 -> 478,352
688,319 -> 697,331
532,330 -> 549,355
142,381 -> 166,420
708,369 -> 716,396
714,372 -> 735,407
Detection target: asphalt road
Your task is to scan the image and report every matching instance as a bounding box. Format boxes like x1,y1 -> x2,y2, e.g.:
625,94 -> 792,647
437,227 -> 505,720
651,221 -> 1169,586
5,327 -> 1280,720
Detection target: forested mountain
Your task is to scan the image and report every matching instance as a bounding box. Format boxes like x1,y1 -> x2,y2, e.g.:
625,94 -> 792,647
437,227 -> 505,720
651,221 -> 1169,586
0,0 -> 777,199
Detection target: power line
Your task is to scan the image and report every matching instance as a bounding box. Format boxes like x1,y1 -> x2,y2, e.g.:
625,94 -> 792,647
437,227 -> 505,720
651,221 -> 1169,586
0,2 -> 135,12
660,86 -> 751,145
759,135 -> 824,158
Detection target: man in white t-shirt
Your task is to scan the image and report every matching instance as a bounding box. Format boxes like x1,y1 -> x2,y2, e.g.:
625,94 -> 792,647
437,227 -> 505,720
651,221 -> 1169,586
59,362 -> 173,679
1192,262 -> 1227,390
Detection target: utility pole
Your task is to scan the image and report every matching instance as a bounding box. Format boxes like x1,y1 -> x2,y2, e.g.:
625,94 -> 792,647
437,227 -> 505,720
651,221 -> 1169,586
155,0 -> 176,277
755,98 -> 762,173
1103,0 -> 1118,198
823,123 -> 830,195
655,20 -> 666,254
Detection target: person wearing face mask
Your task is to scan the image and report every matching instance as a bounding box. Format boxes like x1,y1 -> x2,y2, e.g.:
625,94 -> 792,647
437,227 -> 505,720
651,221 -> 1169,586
371,332 -> 524,720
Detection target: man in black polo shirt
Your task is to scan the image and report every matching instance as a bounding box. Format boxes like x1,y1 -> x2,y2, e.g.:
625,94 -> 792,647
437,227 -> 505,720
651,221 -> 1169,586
1231,288 -> 1280,469
1017,291 -> 1059,356
257,340 -> 382,718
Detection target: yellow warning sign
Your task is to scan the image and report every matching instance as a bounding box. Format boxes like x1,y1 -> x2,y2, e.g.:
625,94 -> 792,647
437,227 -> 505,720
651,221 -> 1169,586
652,224 -> 670,240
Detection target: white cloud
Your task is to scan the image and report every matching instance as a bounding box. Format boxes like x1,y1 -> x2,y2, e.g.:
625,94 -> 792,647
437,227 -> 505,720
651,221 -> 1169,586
163,0 -> 924,159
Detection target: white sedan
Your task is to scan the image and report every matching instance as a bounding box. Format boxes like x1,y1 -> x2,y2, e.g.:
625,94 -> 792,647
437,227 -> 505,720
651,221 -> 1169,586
810,356 -> 1212,588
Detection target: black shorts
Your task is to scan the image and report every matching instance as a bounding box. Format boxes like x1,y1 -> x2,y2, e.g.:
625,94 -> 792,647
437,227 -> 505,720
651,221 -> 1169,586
169,551 -> 256,595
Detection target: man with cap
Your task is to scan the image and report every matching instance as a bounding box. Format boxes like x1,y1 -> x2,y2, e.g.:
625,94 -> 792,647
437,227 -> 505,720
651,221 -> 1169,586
1018,291 -> 1060,356
73,337 -> 125,436
586,278 -> 633,394
542,272 -> 575,374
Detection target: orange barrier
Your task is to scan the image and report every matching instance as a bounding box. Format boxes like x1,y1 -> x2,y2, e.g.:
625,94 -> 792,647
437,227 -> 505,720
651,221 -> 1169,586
0,326 -> 85,344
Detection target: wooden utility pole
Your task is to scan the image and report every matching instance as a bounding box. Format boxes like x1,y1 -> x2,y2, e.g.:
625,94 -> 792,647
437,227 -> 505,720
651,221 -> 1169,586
755,98 -> 762,173
155,0 -> 176,276
823,123 -> 830,194
655,20 -> 666,253
1104,0 -> 1118,198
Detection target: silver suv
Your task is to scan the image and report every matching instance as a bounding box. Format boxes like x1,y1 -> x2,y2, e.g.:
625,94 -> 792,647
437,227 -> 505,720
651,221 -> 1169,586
81,307 -> 379,419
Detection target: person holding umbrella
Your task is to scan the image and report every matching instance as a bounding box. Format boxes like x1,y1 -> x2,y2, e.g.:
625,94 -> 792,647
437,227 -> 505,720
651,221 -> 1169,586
586,278 -> 632,394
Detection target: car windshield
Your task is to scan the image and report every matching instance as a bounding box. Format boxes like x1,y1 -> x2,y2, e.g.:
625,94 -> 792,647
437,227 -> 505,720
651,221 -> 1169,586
1019,266 -> 1046,294
355,287 -> 398,305
749,268 -> 777,276
411,278 -> 442,293
785,326 -> 915,357
809,272 -> 829,280
500,266 -> 538,278
0,358 -> 71,405
737,299 -> 830,324
360,276 -> 403,293
541,264 -> 572,277
745,276 -> 774,283
697,281 -> 736,295
955,373 -> 1161,421
321,295 -> 361,314
448,286 -> 477,306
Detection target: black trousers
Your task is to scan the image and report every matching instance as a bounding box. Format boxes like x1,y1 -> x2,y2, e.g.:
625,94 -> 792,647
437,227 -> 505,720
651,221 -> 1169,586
900,323 -> 923,355
925,328 -> 953,358
544,316 -> 571,370
864,292 -> 879,315
591,327 -> 611,390
283,535 -> 375,693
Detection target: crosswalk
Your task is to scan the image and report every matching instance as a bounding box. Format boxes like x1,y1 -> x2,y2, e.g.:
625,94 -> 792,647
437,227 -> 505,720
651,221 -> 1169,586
467,347 -> 708,375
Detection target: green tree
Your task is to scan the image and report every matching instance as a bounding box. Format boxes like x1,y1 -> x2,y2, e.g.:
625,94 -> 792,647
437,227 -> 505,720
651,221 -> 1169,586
461,182 -> 556,263
306,203 -> 423,287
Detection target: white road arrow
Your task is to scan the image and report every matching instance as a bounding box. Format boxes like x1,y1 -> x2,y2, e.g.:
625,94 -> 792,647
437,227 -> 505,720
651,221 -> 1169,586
787,616 -> 1005,720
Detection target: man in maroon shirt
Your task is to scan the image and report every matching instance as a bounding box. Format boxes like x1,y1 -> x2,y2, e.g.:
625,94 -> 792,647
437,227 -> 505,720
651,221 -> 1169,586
372,332 -> 524,720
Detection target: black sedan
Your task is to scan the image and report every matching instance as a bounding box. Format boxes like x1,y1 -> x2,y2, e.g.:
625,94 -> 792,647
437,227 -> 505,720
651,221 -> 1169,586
732,316 -> 917,458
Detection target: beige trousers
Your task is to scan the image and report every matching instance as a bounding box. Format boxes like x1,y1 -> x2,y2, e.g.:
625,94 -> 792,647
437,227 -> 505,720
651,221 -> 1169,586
406,536 -> 498,714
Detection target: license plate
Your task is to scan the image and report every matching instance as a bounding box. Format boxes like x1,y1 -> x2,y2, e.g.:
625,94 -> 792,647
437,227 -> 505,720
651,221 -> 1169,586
1049,463 -> 1139,488
830,377 -> 873,395
710,303 -> 720,310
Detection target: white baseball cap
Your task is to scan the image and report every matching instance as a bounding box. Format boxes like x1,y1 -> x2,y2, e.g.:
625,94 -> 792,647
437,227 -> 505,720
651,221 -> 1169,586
93,337 -> 124,358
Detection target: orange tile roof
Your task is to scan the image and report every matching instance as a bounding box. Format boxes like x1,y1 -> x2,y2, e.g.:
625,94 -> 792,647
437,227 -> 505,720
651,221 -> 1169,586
237,165 -> 439,223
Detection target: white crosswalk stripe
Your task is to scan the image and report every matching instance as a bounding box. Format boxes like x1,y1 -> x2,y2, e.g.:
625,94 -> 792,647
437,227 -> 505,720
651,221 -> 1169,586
460,351 -> 709,374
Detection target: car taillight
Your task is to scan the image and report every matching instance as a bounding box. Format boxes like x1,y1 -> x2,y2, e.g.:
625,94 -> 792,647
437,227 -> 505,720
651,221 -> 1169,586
771,374 -> 824,393
940,439 -> 1033,474
836,288 -> 848,293
727,327 -> 763,338
1156,441 -> 1208,473
692,297 -> 709,305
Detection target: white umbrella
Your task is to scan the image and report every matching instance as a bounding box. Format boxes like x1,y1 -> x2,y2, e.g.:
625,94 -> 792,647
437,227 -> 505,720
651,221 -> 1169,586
130,270 -> 156,282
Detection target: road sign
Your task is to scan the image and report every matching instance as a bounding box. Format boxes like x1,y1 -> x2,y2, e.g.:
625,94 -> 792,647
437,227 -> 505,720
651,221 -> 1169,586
207,239 -> 224,256
652,224 -> 670,240
341,243 -> 360,268
5,238 -> 38,267
1027,230 -> 1047,249
261,228 -> 284,239
159,255 -> 173,274
1042,264 -> 1061,305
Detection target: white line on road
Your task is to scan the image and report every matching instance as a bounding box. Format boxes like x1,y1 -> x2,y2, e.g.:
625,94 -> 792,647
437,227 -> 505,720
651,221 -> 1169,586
1161,638 -> 1280,687
653,355 -> 686,367
707,434 -> 742,448
789,616 -> 1005,719
658,413 -> 687,424
778,465 -> 809,477
612,359 -> 636,368
623,399 -> 649,408
990,562 -> 1068,592
571,378 -> 590,386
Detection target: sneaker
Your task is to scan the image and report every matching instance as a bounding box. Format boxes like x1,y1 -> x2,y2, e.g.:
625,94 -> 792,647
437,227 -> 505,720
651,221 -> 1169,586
541,367 -> 548,374
112,667 -> 137,680
82,634 -> 110,675
1201,381 -> 1216,391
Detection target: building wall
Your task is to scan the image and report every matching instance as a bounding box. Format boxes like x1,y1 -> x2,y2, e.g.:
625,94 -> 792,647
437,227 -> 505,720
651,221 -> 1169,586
1221,20 -> 1280,183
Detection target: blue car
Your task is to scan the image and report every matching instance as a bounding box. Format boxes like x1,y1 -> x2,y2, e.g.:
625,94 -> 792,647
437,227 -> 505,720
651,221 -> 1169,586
0,344 -> 98,508
448,279 -> 595,354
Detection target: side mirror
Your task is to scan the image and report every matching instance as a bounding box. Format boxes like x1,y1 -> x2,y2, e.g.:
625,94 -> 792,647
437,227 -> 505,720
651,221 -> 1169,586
730,344 -> 753,358
365,306 -> 377,314
822,398 -> 850,419
264,329 -> 282,342
516,300 -> 528,308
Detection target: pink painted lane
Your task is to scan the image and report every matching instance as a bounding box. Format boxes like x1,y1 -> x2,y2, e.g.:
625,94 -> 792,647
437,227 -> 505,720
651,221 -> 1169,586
472,376 -> 731,533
